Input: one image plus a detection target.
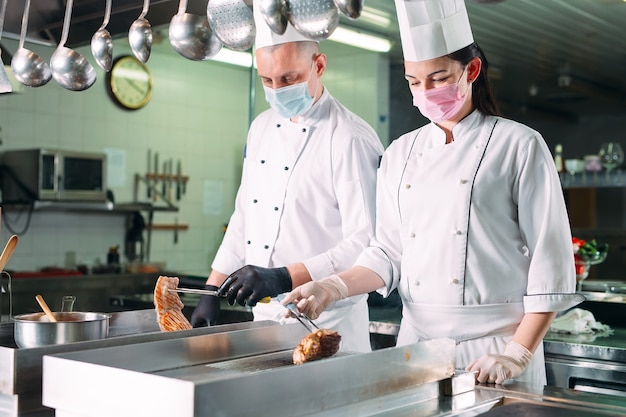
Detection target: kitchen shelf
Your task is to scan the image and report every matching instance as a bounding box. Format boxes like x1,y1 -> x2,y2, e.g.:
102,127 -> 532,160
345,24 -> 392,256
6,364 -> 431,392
560,170 -> 626,188
147,223 -> 188,231
112,202 -> 178,213
2,201 -> 179,263
0,200 -> 179,213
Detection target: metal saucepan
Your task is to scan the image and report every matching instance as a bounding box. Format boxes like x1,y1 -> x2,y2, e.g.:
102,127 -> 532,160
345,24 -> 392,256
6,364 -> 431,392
14,311 -> 111,348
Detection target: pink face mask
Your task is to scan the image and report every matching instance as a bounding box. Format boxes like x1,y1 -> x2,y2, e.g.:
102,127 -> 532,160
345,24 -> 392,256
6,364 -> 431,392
411,74 -> 470,122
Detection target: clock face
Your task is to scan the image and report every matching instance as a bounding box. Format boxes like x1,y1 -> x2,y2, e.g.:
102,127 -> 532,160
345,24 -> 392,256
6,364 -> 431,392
107,56 -> 153,110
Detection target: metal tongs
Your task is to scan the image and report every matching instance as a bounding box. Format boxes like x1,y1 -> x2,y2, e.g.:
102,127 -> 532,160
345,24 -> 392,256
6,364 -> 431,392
276,293 -> 319,332
168,287 -> 271,304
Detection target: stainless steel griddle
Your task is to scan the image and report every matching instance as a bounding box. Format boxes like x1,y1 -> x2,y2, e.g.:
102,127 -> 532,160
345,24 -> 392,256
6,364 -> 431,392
42,326 -> 465,417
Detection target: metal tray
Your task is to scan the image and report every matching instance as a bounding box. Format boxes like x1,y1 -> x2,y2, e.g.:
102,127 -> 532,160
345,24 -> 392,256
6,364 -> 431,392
581,281 -> 626,295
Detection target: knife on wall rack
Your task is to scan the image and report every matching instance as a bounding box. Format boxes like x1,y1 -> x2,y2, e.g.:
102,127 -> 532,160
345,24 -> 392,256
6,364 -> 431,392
153,152 -> 159,202
147,149 -> 151,199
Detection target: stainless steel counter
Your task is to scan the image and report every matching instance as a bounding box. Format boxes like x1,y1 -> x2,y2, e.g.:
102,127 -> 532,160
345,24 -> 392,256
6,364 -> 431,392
544,328 -> 626,362
0,310 -> 276,417
39,326 -> 626,417
544,328 -> 626,396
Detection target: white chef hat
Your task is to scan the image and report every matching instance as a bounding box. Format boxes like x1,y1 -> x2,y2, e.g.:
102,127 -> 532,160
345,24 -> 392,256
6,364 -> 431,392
395,0 -> 474,62
253,0 -> 317,49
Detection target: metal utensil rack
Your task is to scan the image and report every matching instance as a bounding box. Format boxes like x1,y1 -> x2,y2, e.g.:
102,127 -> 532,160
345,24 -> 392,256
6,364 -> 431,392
133,172 -> 189,209
132,171 -> 190,250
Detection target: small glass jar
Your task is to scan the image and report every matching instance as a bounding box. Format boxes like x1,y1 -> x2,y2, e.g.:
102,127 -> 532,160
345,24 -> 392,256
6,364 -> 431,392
584,155 -> 602,172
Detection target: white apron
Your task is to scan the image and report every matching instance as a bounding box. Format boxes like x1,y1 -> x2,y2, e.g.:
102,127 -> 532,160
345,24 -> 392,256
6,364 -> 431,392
396,301 -> 546,385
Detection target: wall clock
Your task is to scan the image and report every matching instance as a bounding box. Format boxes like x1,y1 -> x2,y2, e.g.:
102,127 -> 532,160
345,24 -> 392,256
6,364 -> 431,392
106,55 -> 153,110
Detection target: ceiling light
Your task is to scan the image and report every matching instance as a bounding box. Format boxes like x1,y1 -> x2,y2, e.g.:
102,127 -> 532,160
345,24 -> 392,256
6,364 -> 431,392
328,27 -> 392,53
2,65 -> 24,94
211,48 -> 254,67
359,6 -> 392,28
208,26 -> 393,66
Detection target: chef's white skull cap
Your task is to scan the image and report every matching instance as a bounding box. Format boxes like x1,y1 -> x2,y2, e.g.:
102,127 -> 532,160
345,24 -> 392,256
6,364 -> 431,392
253,0 -> 316,49
395,0 -> 474,62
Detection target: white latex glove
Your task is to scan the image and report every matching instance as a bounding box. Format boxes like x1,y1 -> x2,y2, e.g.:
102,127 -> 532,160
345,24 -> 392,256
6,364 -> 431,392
280,275 -> 348,319
466,341 -> 533,384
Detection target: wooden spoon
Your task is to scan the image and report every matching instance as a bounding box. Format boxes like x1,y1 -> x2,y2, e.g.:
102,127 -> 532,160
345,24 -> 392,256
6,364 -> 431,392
0,234 -> 18,272
35,294 -> 57,322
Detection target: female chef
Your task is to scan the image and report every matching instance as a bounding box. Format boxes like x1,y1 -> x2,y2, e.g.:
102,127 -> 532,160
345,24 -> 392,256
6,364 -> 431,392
281,0 -> 583,386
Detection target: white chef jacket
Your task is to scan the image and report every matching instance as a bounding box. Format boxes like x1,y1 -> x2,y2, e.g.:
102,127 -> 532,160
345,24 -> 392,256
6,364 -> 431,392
212,88 -> 384,353
356,110 -> 583,384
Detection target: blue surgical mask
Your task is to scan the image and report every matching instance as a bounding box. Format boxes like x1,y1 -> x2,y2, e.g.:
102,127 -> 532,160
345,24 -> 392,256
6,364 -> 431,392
263,64 -> 318,119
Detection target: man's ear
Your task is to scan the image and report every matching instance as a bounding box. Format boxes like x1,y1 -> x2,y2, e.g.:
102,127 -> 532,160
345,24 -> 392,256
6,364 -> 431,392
315,53 -> 327,77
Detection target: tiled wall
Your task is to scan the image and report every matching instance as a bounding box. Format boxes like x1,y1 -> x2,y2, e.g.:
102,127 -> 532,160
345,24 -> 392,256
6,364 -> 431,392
0,37 -> 388,276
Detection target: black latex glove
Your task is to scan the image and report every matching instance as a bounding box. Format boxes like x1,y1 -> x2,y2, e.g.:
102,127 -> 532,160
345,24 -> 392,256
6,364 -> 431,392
218,265 -> 292,307
190,285 -> 221,327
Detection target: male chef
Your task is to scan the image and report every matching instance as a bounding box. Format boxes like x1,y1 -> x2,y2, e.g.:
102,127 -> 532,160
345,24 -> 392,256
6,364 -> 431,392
190,0 -> 384,353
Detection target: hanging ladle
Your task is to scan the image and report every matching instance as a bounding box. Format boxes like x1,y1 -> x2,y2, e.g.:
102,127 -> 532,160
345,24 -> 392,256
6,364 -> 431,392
258,0 -> 288,35
169,0 -> 222,61
91,0 -> 113,71
129,0 -> 152,63
11,0 -> 52,87
50,0 -> 96,91
35,294 -> 57,323
0,0 -> 12,93
332,0 -> 363,20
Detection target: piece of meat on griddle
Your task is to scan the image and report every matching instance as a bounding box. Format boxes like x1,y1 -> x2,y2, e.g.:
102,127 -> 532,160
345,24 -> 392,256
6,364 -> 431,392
153,276 -> 192,332
293,329 -> 341,365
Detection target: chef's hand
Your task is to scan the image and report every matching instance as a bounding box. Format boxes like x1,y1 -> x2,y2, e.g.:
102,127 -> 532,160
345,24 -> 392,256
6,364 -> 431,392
466,341 -> 533,384
280,275 -> 348,320
190,285 -> 221,327
218,265 -> 292,306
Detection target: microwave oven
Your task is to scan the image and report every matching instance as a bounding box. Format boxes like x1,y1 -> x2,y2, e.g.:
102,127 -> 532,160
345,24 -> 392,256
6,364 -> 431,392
1,148 -> 107,202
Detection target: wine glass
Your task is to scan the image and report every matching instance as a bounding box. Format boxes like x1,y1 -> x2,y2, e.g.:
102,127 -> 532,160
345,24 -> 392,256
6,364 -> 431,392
599,143 -> 624,184
598,142 -> 624,172
575,259 -> 590,292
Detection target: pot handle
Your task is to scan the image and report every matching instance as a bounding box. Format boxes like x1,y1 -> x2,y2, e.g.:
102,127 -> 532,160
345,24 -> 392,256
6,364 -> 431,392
61,295 -> 76,312
0,271 -> 12,322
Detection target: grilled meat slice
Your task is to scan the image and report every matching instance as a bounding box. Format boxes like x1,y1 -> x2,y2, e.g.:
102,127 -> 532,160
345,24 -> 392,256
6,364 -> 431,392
154,276 -> 192,332
293,329 -> 341,365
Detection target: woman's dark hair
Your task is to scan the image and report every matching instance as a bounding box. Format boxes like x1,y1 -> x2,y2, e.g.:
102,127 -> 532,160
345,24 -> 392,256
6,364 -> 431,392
448,42 -> 501,116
